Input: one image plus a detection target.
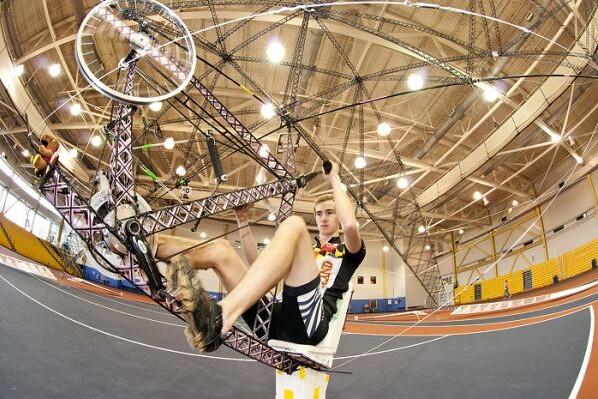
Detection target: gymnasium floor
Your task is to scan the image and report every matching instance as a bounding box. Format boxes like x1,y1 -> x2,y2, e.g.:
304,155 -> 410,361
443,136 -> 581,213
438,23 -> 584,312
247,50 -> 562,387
1,262 -> 596,398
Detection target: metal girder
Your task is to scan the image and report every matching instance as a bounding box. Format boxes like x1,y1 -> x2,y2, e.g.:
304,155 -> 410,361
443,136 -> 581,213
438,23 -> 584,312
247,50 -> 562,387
111,63 -> 138,210
417,39 -> 595,207
281,11 -> 310,114
139,178 -> 297,235
38,162 -> 310,373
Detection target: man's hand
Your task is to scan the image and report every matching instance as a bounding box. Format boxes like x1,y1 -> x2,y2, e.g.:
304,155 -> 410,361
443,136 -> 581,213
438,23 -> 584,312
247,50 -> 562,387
322,161 -> 339,179
233,203 -> 252,225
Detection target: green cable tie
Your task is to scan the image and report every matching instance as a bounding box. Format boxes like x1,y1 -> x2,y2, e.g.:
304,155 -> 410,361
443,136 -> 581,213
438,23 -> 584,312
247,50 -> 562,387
142,167 -> 158,181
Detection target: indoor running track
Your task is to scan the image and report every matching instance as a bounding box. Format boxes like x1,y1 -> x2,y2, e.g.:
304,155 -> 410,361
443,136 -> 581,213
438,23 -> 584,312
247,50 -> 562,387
1,263 -> 596,398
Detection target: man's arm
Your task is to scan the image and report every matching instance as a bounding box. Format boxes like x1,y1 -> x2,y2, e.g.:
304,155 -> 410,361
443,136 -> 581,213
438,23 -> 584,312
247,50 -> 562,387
234,205 -> 259,264
325,162 -> 362,253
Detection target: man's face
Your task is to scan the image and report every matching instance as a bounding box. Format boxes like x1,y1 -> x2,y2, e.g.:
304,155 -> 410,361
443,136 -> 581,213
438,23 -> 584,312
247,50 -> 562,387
315,200 -> 339,236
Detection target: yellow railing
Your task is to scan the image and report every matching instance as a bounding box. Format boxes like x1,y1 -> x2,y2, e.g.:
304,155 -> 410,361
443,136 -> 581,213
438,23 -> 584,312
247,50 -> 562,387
455,237 -> 598,304
0,212 -> 81,277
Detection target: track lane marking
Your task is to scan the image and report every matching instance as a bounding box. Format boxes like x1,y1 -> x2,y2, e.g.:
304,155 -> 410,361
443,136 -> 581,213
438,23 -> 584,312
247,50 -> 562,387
573,303 -> 598,399
345,302 -> 594,336
0,271 -> 253,363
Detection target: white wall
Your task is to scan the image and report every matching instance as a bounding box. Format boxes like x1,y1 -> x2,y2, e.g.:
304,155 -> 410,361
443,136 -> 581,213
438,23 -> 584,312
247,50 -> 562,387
405,270 -> 430,308
541,177 -> 595,231
451,173 -> 598,286
546,215 -> 598,257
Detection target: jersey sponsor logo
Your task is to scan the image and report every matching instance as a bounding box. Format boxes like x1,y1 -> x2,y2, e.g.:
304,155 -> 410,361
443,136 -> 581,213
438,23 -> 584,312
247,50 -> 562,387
314,241 -> 345,289
319,260 -> 332,287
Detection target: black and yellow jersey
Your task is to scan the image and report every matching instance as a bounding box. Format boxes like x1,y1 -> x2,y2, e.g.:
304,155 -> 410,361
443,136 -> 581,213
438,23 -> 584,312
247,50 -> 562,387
313,236 -> 366,317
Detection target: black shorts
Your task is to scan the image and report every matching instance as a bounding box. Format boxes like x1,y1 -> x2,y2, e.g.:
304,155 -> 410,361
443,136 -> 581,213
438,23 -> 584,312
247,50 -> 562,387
242,276 -> 331,345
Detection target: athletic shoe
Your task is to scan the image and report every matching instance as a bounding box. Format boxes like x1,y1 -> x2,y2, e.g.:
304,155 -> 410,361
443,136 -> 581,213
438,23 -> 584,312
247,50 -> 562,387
166,255 -> 224,352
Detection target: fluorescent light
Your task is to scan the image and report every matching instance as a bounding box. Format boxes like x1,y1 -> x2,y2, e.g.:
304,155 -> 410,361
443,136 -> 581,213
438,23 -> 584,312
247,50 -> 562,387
397,177 -> 409,189
354,156 -> 366,169
407,74 -> 424,90
260,103 -> 276,119
163,137 -> 175,150
266,42 -> 285,63
377,122 -> 391,136
48,64 -> 61,77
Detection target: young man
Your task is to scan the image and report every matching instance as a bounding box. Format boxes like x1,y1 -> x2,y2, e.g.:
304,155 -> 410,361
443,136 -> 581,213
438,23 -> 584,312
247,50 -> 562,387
156,162 -> 366,352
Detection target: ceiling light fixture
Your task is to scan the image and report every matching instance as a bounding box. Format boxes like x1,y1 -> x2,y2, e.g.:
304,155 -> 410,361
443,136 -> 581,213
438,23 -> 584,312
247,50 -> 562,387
260,102 -> 276,119
473,191 -> 483,201
458,229 -> 464,235
573,154 -> 584,164
268,213 -> 277,222
91,135 -> 102,147
418,225 -> 426,233
512,199 -> 519,206
483,86 -> 499,102
377,122 -> 391,136
13,64 -> 24,77
407,73 -> 424,90
22,149 -> 30,157
70,103 -> 82,116
354,156 -> 366,169
175,165 -> 186,176
266,41 -> 285,63
397,177 -> 409,189
383,246 -> 389,252
48,63 -> 61,77
258,144 -> 270,158
149,101 -> 163,112
263,238 -> 271,245
163,137 -> 175,150
199,232 -> 207,238
550,133 -> 561,143
425,244 -> 431,250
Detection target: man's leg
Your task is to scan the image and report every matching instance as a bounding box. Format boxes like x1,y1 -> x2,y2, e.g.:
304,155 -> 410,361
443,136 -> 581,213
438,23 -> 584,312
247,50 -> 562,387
156,235 -> 247,292
156,215 -> 317,350
219,215 -> 319,332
